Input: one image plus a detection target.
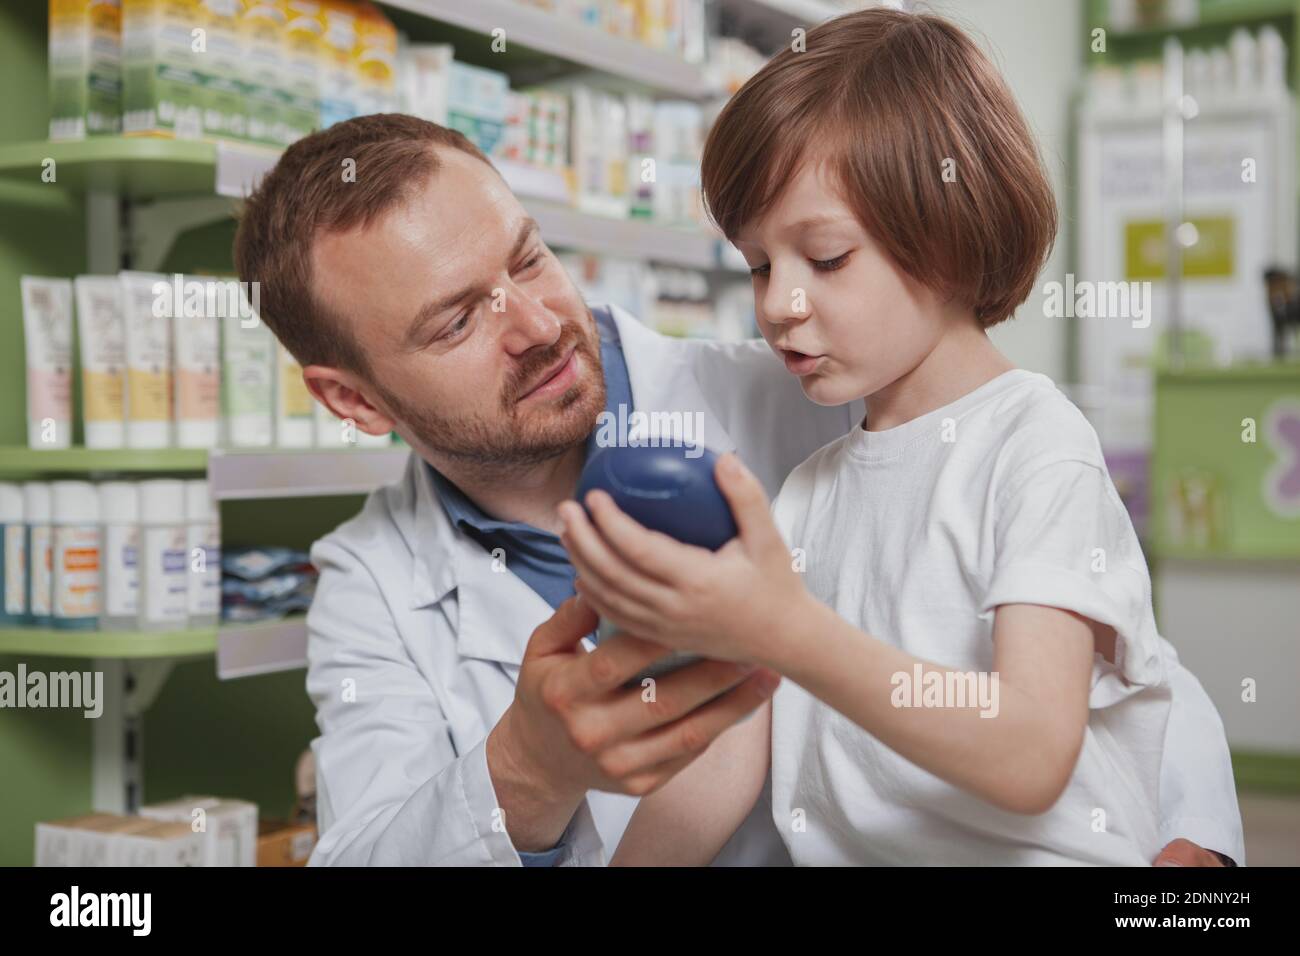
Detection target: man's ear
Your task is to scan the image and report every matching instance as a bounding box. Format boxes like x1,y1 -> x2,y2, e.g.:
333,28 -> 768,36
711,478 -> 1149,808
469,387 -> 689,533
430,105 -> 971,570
302,365 -> 396,437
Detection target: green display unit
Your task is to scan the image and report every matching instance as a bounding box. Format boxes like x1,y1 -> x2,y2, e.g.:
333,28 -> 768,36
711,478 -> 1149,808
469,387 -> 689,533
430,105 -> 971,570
1151,364 -> 1300,559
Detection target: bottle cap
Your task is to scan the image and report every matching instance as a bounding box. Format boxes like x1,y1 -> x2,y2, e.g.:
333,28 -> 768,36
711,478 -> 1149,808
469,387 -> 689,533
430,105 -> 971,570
137,480 -> 186,524
22,482 -> 51,522
0,482 -> 23,523
185,479 -> 217,523
99,481 -> 139,523
51,481 -> 99,524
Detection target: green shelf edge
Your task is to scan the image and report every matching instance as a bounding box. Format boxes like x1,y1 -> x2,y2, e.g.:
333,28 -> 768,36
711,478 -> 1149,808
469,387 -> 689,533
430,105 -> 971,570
1231,750 -> 1300,796
0,626 -> 217,659
0,447 -> 208,476
0,136 -> 263,199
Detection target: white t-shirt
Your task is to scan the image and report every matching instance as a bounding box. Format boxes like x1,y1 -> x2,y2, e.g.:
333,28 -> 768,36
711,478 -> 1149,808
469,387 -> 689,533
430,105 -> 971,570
769,369 -> 1172,866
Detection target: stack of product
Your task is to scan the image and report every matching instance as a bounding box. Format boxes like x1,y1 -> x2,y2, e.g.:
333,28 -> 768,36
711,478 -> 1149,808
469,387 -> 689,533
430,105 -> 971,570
0,479 -> 219,633
220,546 -> 318,624
492,0 -> 708,62
36,796 -> 257,866
19,272 -> 393,452
50,0 -> 400,146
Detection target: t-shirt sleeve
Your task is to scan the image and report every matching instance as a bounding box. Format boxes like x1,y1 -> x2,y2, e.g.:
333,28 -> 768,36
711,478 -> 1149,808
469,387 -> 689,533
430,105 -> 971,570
979,459 -> 1167,705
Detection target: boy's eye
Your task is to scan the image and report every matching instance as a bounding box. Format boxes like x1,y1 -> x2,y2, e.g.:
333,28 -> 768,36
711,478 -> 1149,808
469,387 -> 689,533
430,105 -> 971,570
812,253 -> 850,272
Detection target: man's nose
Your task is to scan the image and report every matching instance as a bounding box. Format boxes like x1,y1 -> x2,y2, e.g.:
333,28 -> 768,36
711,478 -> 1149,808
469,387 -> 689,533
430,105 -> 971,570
498,285 -> 562,353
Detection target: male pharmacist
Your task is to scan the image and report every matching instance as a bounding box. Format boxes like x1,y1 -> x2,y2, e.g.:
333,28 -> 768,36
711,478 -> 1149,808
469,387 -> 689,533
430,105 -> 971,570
233,115 -> 1243,866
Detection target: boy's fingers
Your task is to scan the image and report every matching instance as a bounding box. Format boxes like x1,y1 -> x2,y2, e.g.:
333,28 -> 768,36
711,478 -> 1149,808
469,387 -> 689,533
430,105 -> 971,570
715,454 -> 781,548
583,490 -> 699,584
560,502 -> 678,610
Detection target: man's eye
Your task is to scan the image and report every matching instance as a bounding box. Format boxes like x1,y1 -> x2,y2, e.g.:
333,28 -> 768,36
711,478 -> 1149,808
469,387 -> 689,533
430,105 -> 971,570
518,249 -> 545,273
812,253 -> 850,272
749,263 -> 771,277
443,311 -> 473,339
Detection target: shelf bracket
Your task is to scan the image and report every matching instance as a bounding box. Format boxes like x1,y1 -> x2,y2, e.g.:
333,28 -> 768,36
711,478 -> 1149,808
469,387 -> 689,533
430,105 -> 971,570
127,195 -> 238,273
91,657 -> 176,815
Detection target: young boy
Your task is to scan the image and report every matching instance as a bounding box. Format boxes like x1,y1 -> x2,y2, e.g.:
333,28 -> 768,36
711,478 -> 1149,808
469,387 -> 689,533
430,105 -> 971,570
559,8 -> 1178,865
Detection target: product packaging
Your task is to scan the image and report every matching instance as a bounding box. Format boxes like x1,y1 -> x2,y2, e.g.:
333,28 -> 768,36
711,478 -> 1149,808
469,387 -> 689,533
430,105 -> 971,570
74,275 -> 127,449
222,309 -> 276,447
98,481 -> 139,630
137,479 -> 188,631
48,0 -> 123,140
0,483 -> 27,625
119,271 -> 173,449
23,483 -> 54,627
275,342 -> 314,447
20,276 -> 74,450
184,479 -> 220,626
50,481 -> 101,630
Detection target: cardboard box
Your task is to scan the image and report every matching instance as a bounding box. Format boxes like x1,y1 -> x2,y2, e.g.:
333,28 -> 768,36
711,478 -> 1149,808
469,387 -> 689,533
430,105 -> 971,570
140,795 -> 258,867
35,813 -> 203,866
256,819 -> 316,866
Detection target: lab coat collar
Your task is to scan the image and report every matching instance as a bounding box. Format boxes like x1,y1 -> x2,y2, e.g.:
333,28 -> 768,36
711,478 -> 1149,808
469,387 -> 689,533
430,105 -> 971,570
606,303 -> 738,457
405,304 -> 738,666
409,454 -> 553,666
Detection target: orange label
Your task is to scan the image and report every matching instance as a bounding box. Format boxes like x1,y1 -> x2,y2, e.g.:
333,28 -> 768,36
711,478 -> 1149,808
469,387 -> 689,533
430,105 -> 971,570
64,547 -> 100,573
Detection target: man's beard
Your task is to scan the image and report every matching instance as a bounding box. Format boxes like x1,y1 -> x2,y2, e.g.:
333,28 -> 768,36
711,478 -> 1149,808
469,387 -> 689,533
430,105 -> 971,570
373,317 -> 606,474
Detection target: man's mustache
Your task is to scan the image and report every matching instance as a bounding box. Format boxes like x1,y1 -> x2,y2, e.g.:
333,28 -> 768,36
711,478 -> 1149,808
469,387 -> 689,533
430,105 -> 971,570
505,325 -> 599,406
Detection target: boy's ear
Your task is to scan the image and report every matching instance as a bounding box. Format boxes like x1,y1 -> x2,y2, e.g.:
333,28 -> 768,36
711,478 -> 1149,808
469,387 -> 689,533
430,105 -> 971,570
302,365 -> 396,437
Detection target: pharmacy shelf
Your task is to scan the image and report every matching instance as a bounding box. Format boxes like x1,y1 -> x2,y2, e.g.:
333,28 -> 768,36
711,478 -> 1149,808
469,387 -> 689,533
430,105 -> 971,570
720,0 -> 847,29
0,138 -> 737,270
0,446 -> 410,498
0,447 -> 207,476
0,625 -> 216,659
206,447 -> 410,500
526,198 -> 730,269
0,617 -> 308,675
216,616 -> 309,679
382,0 -> 715,99
0,136 -> 271,201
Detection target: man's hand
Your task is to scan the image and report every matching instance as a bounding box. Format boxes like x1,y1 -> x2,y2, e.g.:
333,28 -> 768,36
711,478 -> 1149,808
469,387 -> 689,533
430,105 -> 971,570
486,595 -> 780,854
1155,838 -> 1231,866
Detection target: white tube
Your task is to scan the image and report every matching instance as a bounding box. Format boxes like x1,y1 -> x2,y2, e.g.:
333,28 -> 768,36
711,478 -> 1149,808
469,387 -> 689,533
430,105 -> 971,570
222,309 -> 274,447
275,342 -> 314,447
171,274 -> 221,448
120,271 -> 173,448
73,275 -> 127,449
20,276 -> 74,449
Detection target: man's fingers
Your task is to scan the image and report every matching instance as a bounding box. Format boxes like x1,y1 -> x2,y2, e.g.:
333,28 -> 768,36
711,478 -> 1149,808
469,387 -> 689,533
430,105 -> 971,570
523,595 -> 598,659
1154,838 -> 1225,867
565,631 -> 678,698
600,668 -> 781,775
714,453 -> 781,548
602,657 -> 762,733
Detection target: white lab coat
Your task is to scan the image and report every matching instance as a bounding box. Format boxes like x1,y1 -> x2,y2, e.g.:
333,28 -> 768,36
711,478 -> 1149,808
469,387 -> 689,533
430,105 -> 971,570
305,305 -> 1244,866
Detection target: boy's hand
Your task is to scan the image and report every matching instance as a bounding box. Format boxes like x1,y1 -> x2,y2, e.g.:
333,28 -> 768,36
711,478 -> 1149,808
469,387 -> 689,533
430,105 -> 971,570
558,453 -> 810,665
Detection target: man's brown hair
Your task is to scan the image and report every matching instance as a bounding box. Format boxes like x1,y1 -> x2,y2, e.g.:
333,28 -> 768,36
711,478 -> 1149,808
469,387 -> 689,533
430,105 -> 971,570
700,8 -> 1057,327
233,113 -> 492,373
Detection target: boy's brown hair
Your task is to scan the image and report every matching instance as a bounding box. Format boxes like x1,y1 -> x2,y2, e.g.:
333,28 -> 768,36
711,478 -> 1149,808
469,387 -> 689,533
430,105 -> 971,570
700,8 -> 1057,327
233,113 -> 491,374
